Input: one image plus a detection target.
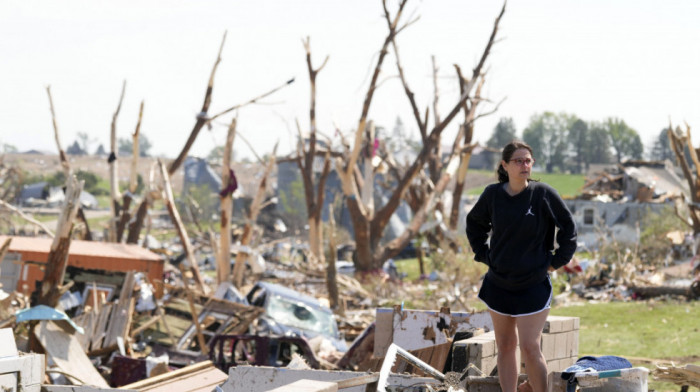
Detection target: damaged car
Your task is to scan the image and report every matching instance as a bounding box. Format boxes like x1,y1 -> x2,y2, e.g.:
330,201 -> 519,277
246,281 -> 348,352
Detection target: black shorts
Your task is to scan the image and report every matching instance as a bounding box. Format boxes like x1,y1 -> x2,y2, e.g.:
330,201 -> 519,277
478,275 -> 552,317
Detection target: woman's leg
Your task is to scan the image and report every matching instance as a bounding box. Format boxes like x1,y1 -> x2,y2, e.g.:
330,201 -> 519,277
489,310 -> 519,392
516,309 -> 550,392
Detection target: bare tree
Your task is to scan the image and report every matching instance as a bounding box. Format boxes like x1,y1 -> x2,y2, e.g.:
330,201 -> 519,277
337,0 -> 505,271
126,33 -> 293,244
295,37 -> 332,264
667,123 -> 700,235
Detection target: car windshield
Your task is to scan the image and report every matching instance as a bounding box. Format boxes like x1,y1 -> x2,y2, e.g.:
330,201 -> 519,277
266,293 -> 338,338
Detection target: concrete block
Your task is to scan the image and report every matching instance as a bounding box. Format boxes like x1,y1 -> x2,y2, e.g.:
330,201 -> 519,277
554,332 -> 568,360
543,316 -> 568,333
480,356 -> 498,376
267,379 -> 338,392
541,334 -> 556,360
571,330 -> 579,356
220,366 -> 440,392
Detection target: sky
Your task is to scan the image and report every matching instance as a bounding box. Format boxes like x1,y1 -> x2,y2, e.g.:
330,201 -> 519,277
2,0 -> 700,161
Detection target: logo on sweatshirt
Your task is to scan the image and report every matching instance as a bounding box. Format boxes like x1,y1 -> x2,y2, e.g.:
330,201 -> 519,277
526,206 -> 535,216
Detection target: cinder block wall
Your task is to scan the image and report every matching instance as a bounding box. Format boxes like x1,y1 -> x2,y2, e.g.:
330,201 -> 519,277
454,315 -> 579,375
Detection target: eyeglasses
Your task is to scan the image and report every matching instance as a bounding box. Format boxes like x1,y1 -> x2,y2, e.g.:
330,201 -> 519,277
509,158 -> 535,166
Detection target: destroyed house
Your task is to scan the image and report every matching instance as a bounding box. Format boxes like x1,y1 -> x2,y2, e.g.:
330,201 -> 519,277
566,160 -> 689,249
0,235 -> 164,297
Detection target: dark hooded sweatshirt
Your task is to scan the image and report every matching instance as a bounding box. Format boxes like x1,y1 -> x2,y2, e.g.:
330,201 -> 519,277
466,181 -> 577,291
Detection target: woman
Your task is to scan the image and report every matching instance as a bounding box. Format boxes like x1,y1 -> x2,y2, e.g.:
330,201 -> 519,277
466,140 -> 577,392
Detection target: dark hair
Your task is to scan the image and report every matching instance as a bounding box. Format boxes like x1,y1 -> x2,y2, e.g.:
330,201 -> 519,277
497,140 -> 534,183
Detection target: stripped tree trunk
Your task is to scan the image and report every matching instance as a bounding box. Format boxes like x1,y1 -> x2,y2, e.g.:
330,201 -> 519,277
117,100 -> 144,243
108,81 -> 126,242
46,86 -> 93,240
217,118 -> 237,284
326,203 -> 339,309
158,160 -> 207,294
297,37 -> 332,265
37,175 -> 83,308
232,143 -> 278,288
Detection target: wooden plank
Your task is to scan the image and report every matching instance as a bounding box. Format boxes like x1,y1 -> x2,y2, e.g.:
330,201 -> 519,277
34,320 -> 110,388
72,311 -> 95,351
104,271 -> 136,348
267,380 -> 338,392
121,361 -> 227,392
90,303 -> 112,350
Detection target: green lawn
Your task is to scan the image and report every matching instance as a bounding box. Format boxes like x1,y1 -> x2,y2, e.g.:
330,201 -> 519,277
466,170 -> 586,198
550,301 -> 699,392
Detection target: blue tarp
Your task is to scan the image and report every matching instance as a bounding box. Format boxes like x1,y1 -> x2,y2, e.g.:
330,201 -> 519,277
15,305 -> 84,334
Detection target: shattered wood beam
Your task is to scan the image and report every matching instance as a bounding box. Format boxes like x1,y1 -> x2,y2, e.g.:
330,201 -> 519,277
217,118 -> 236,284
232,143 -> 278,287
0,200 -> 55,238
108,80 -> 126,242
186,286 -> 209,355
158,160 -> 207,294
37,175 -> 84,308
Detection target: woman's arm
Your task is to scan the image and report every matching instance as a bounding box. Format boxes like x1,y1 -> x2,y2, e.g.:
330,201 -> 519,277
545,188 -> 578,269
466,189 -> 492,265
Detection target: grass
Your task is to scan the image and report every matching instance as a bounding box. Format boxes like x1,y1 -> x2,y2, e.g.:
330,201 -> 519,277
550,301 -> 699,392
465,169 -> 586,198
550,301 -> 700,360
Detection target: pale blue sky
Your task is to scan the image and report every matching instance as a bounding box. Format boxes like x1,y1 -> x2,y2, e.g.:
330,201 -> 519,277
1,1 -> 699,160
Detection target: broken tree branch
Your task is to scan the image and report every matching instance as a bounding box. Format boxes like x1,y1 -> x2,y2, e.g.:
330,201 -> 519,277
46,85 -> 71,177
158,160 -> 207,294
0,200 -> 55,238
